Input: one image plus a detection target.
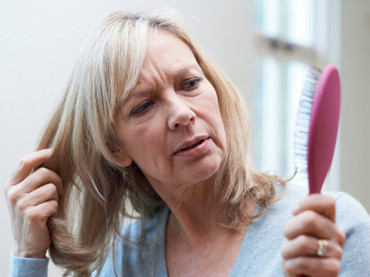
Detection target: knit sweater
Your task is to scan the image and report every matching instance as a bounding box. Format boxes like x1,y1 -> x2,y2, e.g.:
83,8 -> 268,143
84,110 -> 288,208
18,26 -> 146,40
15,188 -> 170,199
9,184 -> 370,276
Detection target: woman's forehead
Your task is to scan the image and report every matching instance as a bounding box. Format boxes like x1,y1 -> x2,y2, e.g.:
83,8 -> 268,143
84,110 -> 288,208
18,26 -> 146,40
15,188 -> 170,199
119,30 -> 203,102
132,31 -> 200,83
144,31 -> 196,66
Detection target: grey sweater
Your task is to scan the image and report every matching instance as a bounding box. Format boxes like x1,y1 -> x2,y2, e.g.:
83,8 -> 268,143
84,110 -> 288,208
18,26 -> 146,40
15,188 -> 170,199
9,184 -> 370,276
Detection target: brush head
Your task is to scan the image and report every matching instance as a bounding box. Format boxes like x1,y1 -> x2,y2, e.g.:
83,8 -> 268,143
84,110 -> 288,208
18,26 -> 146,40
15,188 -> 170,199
293,67 -> 321,182
307,65 -> 341,194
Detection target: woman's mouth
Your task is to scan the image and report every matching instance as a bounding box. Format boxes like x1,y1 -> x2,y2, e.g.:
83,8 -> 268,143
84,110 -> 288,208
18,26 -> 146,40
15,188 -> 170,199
174,137 -> 210,156
180,139 -> 205,151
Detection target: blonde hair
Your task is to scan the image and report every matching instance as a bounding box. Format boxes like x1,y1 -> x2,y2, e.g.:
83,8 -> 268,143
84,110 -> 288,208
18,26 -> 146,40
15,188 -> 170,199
38,9 -> 285,276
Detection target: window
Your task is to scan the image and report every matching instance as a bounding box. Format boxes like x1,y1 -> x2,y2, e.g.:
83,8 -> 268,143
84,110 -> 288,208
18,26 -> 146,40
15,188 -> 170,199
251,0 -> 337,189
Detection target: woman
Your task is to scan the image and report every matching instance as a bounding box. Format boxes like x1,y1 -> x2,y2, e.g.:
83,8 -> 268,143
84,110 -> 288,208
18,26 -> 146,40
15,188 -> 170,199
5,10 -> 370,277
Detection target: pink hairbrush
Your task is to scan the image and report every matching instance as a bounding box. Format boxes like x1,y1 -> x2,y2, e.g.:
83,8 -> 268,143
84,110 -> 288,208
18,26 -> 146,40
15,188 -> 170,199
293,66 -> 341,277
294,65 -> 341,194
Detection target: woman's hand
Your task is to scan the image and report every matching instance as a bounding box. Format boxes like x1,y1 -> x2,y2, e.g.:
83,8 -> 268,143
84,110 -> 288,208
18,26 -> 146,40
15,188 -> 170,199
4,149 -> 63,258
281,194 -> 346,277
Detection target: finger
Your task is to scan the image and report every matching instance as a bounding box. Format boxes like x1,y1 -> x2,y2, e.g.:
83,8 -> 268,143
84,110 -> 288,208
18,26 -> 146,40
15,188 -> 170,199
292,194 -> 336,222
7,149 -> 53,186
12,184 -> 59,214
26,200 -> 59,222
283,256 -> 341,277
284,210 -> 345,245
19,167 -> 64,197
24,183 -> 59,206
281,235 -> 343,260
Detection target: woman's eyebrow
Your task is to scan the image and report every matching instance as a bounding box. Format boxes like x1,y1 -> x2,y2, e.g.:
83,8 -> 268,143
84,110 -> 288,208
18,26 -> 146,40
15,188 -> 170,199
175,65 -> 202,77
123,90 -> 150,105
123,65 -> 202,104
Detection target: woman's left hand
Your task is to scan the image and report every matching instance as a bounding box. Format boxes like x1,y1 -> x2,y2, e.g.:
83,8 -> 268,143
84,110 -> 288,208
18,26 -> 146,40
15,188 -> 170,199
281,194 -> 346,277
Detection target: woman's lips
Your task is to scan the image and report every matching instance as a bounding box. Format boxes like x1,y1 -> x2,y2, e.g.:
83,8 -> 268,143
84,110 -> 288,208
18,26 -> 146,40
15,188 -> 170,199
173,137 -> 210,156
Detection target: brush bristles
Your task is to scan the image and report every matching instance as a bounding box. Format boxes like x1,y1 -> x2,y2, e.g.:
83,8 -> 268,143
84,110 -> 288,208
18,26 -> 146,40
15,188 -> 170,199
293,66 -> 321,179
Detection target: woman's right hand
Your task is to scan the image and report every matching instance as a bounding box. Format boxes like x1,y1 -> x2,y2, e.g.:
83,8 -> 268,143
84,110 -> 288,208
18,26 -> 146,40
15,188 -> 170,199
4,149 -> 64,258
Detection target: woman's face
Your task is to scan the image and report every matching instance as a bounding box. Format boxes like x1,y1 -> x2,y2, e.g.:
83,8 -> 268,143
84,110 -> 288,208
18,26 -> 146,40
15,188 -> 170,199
114,30 -> 227,195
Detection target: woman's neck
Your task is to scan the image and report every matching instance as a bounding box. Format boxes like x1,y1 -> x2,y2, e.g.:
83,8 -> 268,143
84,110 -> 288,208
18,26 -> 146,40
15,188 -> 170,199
163,180 -> 256,277
162,179 -> 255,246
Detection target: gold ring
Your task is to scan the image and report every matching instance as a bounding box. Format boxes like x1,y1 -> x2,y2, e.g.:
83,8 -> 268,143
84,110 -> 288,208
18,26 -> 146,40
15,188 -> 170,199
317,239 -> 328,256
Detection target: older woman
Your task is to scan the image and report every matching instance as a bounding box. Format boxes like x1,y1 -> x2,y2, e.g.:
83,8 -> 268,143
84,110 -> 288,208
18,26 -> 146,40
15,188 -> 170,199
5,10 -> 370,277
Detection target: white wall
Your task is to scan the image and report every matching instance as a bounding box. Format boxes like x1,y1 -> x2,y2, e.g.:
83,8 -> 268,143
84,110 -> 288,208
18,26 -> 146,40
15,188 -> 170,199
339,0 -> 370,212
0,0 -> 252,275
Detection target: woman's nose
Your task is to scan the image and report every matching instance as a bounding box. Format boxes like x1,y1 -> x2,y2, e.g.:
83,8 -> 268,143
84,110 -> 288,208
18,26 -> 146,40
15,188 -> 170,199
167,97 -> 196,130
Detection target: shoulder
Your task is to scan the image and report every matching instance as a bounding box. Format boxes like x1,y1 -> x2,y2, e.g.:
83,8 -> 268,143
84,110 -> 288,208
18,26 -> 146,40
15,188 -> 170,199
327,190 -> 370,238
274,182 -> 369,219
249,183 -> 307,233
277,183 -> 370,229
327,192 -> 370,275
328,191 -> 370,228
326,191 -> 370,245
269,182 -> 307,213
269,183 -> 370,234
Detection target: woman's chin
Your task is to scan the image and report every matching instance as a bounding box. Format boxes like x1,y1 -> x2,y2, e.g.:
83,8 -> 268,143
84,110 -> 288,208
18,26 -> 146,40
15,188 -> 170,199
186,154 -> 223,183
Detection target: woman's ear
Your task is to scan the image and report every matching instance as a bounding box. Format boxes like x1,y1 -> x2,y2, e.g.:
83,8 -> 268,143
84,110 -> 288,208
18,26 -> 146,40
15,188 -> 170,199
109,145 -> 133,167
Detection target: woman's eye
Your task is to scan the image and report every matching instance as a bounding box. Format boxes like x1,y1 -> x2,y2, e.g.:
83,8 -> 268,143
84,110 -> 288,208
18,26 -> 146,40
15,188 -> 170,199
130,101 -> 153,116
183,77 -> 201,91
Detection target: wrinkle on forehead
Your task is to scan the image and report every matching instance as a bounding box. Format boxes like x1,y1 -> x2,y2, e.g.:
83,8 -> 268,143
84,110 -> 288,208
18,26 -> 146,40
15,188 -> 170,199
118,30 -> 191,102
123,30 -> 202,102
134,64 -> 202,90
